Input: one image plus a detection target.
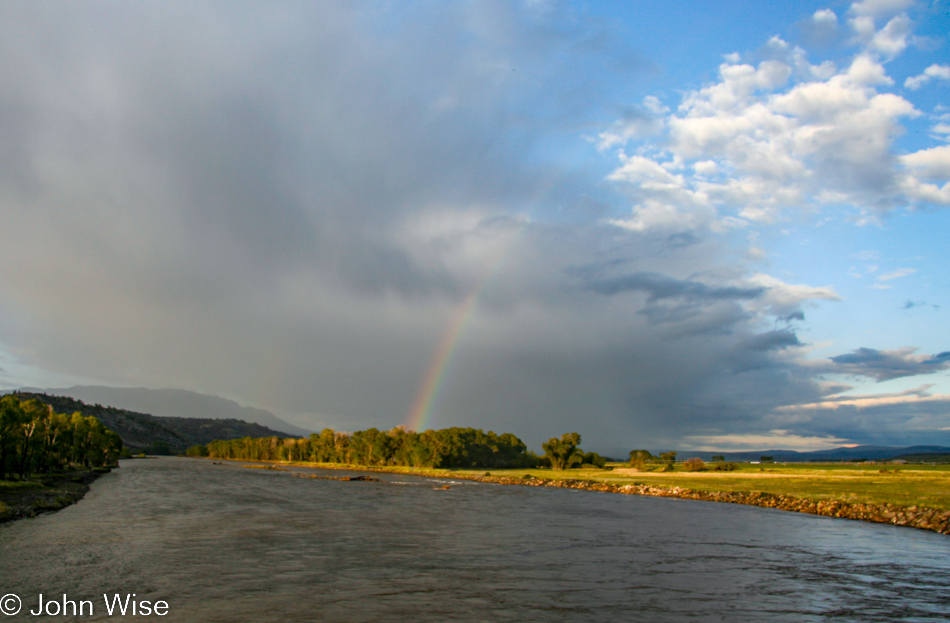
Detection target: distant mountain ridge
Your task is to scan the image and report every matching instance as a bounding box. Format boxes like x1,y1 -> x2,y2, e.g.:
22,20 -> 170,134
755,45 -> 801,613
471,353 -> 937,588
691,445 -> 950,462
594,444 -> 950,463
18,385 -> 312,437
7,391 -> 297,453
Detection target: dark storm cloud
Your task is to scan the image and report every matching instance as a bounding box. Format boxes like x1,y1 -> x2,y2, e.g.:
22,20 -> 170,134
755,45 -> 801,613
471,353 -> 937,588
0,1 -> 672,438
778,310 -> 805,323
778,396 -> 950,447
0,1 -> 940,453
573,271 -> 765,336
582,272 -> 765,302
0,1 -> 628,296
737,330 -> 802,353
828,348 -> 950,381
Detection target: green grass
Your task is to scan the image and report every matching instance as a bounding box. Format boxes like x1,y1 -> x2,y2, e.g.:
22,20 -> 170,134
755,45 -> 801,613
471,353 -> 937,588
229,458 -> 950,511
455,463 -> 950,510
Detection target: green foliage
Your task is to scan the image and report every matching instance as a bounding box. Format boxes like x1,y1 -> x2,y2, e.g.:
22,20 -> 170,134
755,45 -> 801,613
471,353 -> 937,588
628,449 -> 655,468
760,455 -> 775,463
711,455 -> 725,463
657,451 -> 678,472
0,394 -> 122,479
571,462 -> 950,511
200,426 -> 538,469
542,433 -> 583,470
714,462 -> 738,471
580,451 -> 607,469
185,444 -> 209,457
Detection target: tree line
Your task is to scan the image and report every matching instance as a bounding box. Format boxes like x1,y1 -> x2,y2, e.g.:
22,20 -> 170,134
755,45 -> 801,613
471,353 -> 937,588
188,427 -> 607,470
0,394 -> 123,480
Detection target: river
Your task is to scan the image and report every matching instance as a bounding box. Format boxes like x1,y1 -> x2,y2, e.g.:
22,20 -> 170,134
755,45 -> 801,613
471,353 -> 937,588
1,457 -> 948,622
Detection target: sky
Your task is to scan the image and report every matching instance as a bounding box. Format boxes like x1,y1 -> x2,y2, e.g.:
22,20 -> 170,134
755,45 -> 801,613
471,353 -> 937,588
1,0 -> 948,454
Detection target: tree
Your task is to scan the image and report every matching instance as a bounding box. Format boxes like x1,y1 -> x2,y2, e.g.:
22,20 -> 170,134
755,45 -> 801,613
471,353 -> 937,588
186,444 -> 209,457
0,395 -> 27,479
15,400 -> 46,478
542,433 -> 582,470
199,425 -> 537,470
760,455 -> 774,463
659,451 -> 677,471
628,449 -> 654,469
711,455 -> 725,463
0,396 -> 121,477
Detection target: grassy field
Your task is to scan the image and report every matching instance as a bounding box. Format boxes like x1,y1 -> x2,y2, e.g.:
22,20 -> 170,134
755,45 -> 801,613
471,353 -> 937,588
510,463 -> 950,510
297,461 -> 950,511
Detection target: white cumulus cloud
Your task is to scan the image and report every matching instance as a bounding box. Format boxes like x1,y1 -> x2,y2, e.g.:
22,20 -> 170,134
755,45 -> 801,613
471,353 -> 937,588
605,12 -> 947,235
813,8 -> 838,26
849,0 -> 915,18
905,64 -> 950,90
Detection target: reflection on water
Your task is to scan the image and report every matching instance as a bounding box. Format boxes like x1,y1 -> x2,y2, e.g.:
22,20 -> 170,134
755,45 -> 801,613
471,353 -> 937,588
2,457 -> 949,622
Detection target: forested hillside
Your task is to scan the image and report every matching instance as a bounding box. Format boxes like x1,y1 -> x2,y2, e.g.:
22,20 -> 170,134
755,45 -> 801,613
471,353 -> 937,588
24,386 -> 311,436
0,394 -> 122,479
9,392 -> 294,454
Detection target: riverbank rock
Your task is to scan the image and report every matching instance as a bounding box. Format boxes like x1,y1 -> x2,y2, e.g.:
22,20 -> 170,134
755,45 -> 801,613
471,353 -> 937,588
456,473 -> 950,536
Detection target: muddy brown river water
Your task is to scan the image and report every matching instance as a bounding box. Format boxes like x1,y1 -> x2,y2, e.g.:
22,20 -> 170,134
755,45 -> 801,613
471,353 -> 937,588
1,457 -> 948,622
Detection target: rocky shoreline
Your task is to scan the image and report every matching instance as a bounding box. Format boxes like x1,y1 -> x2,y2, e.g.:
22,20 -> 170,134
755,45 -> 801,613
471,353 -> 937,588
0,468 -> 110,524
471,474 -> 950,535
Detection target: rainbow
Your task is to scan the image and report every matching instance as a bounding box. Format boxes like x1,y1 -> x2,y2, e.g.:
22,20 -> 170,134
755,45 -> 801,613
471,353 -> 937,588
404,290 -> 480,433
405,239 -> 516,432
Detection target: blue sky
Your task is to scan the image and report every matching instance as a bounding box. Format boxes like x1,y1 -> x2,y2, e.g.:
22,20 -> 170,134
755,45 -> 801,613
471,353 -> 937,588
0,0 -> 948,453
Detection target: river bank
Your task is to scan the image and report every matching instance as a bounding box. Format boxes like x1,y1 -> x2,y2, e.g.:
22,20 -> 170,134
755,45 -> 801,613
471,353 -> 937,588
215,458 -> 950,535
0,468 -> 110,523
481,474 -> 950,535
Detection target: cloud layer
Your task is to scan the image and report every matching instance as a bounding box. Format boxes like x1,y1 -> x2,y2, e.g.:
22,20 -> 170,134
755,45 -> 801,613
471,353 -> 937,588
602,9 -> 949,231
0,1 -> 947,452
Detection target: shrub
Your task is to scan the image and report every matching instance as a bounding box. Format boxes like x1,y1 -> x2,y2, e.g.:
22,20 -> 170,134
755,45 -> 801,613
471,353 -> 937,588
580,452 -> 607,469
683,457 -> 706,471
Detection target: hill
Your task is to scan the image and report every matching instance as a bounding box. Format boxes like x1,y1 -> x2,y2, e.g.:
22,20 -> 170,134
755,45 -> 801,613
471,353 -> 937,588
689,445 -> 950,463
18,386 -> 311,437
891,452 -> 950,464
7,392 -> 296,454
